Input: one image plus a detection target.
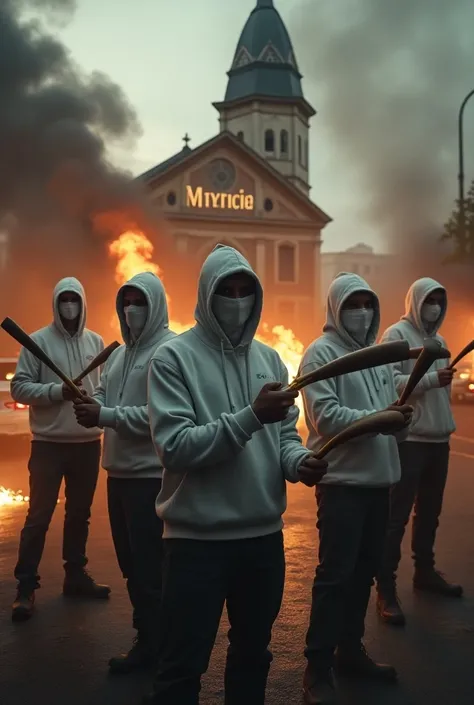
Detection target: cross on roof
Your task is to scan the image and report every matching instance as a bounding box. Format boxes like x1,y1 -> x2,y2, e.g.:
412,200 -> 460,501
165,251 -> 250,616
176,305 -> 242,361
182,133 -> 191,147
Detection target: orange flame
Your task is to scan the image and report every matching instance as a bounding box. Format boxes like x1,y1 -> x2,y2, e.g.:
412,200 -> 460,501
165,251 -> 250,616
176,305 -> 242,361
108,228 -> 306,423
0,487 -> 29,507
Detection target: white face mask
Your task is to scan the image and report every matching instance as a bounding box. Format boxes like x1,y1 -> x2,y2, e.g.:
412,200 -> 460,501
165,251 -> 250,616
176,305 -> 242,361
421,303 -> 441,323
213,294 -> 255,345
341,308 -> 374,343
59,301 -> 80,321
124,305 -> 148,340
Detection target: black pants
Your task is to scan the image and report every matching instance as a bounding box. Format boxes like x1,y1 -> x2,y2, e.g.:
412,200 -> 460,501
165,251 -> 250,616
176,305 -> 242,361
151,530 -> 286,705
14,440 -> 101,591
305,485 -> 389,671
107,477 -> 163,644
377,441 -> 450,586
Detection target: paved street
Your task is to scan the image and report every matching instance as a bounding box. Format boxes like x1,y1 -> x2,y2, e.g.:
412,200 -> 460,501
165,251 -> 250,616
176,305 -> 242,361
1,406 -> 474,705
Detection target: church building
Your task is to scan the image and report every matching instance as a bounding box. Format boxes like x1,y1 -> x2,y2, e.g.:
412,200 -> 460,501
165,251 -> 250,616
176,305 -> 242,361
139,0 -> 331,340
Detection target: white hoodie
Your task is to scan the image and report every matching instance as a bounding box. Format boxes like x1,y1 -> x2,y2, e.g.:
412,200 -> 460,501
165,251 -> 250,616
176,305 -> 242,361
300,273 -> 402,487
380,277 -> 455,442
11,277 -> 103,443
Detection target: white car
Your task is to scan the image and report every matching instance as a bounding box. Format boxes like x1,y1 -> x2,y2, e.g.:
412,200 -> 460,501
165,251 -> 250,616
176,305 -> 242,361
0,358 -> 30,437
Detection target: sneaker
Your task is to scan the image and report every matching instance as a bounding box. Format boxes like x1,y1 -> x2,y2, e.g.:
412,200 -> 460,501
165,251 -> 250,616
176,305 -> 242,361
303,667 -> 338,705
376,584 -> 406,626
63,569 -> 111,599
413,569 -> 463,597
12,589 -> 35,622
335,643 -> 397,681
108,636 -> 154,675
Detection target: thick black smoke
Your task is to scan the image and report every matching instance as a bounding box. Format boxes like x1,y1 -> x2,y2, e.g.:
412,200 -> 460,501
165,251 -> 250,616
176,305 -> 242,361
291,0 -> 474,340
0,0 -> 157,341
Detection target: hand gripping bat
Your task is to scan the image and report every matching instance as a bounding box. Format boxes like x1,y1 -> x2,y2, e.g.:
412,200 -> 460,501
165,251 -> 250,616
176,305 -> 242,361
396,338 -> 442,406
287,340 -> 411,392
448,339 -> 474,370
1,317 -> 84,398
73,341 -> 120,384
314,410 -> 406,459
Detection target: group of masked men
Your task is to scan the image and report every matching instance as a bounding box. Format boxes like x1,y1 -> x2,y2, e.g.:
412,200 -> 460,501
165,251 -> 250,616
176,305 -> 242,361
9,244 -> 462,705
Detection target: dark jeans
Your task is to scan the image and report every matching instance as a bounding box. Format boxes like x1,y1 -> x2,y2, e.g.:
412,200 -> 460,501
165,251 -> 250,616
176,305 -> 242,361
14,440 -> 101,591
377,441 -> 450,586
151,530 -> 286,705
305,485 -> 389,671
107,477 -> 163,644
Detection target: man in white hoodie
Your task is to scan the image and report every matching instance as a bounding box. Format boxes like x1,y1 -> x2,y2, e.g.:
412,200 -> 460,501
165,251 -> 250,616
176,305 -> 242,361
73,272 -> 176,674
144,245 -> 328,705
300,273 -> 412,705
376,278 -> 462,627
10,277 -> 110,622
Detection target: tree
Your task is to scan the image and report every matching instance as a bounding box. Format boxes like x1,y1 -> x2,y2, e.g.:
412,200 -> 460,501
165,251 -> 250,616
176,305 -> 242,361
442,179 -> 474,262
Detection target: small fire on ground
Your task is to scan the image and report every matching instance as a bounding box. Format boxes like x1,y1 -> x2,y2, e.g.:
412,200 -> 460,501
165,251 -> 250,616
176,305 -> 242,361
108,228 -> 306,418
0,487 -> 29,507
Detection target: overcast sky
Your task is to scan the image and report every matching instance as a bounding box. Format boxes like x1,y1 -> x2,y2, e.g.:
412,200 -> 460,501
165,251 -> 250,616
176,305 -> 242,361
55,0 -> 474,254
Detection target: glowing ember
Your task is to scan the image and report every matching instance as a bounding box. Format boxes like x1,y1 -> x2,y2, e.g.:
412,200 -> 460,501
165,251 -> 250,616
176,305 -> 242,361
0,487 -> 29,506
108,229 -> 306,423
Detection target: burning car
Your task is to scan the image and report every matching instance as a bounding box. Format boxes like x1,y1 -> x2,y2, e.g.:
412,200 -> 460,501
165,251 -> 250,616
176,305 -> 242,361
0,358 -> 30,438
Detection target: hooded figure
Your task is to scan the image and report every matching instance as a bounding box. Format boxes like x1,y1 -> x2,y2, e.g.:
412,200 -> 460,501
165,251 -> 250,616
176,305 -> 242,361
376,277 -> 462,628
299,273 -> 407,703
73,271 -> 176,675
10,276 -> 109,624
146,244 -> 325,705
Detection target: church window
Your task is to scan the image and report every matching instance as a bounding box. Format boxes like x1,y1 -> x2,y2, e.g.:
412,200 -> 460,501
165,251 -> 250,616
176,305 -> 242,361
298,136 -> 302,165
280,129 -> 288,155
265,129 -> 275,152
277,243 -> 296,283
305,139 -> 309,168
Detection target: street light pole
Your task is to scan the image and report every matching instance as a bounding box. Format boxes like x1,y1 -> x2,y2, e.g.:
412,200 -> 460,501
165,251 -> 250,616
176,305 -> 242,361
458,89 -> 474,255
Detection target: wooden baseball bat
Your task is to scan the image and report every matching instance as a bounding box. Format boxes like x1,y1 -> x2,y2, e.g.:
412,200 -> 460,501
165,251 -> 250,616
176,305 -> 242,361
315,410 -> 406,459
396,338 -> 442,406
287,340 -> 411,392
448,339 -> 474,369
409,345 -> 450,360
1,317 -> 84,398
73,341 -> 120,384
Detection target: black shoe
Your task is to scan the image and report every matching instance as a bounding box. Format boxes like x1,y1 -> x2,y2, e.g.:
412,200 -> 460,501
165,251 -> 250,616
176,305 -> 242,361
376,584 -> 406,626
335,644 -> 397,681
63,569 -> 111,599
413,569 -> 463,597
303,668 -> 338,705
108,636 -> 154,675
12,589 -> 35,622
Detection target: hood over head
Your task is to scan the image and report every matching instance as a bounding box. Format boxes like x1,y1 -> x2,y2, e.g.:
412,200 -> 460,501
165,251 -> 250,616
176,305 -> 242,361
53,277 -> 86,337
323,272 -> 380,350
195,244 -> 263,349
116,271 -> 170,348
402,277 -> 447,336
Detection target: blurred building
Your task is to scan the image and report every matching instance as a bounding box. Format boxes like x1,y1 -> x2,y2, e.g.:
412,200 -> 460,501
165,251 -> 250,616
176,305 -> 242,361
0,231 -> 8,272
139,0 -> 331,340
321,243 -> 392,300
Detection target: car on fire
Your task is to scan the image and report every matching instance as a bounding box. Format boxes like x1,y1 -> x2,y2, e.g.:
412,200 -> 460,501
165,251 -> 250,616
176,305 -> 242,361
0,358 -> 30,438
451,363 -> 474,403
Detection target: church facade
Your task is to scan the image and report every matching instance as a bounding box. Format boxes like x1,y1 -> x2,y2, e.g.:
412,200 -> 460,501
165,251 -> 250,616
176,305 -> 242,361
139,0 -> 331,340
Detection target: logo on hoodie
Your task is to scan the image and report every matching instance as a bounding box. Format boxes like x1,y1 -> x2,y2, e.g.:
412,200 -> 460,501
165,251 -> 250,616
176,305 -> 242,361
256,373 -> 276,381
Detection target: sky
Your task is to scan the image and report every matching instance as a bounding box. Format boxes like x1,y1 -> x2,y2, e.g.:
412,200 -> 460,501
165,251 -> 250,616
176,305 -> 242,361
51,0 -> 383,253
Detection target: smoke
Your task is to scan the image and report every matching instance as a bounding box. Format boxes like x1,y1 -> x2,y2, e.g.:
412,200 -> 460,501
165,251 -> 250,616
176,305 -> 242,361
293,0 -> 474,263
0,0 -> 164,340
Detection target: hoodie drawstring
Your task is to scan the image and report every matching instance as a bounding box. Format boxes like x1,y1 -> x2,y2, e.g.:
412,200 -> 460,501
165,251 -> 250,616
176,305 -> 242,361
220,341 -> 235,412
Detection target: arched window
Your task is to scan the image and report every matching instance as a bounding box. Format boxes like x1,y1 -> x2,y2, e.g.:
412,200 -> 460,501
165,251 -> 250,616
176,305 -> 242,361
277,243 -> 296,282
298,136 -> 302,165
237,131 -> 244,142
280,129 -> 288,155
265,129 -> 275,152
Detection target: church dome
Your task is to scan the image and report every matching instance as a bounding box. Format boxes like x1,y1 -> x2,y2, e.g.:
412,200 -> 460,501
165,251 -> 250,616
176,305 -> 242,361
224,0 -> 311,111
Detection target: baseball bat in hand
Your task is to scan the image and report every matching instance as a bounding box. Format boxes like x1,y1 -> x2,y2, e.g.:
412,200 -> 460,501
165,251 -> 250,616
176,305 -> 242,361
1,317 -> 84,399
315,410 -> 406,459
396,338 -> 442,406
448,339 -> 474,369
287,340 -> 411,392
73,341 -> 120,384
409,345 -> 450,360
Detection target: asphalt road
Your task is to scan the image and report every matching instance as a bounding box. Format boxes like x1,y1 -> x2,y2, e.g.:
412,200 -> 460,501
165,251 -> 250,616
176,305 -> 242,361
1,407 -> 474,705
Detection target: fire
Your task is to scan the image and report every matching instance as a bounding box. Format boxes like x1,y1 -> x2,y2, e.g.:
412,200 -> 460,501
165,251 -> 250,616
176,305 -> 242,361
0,487 -> 29,507
108,228 -> 306,420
